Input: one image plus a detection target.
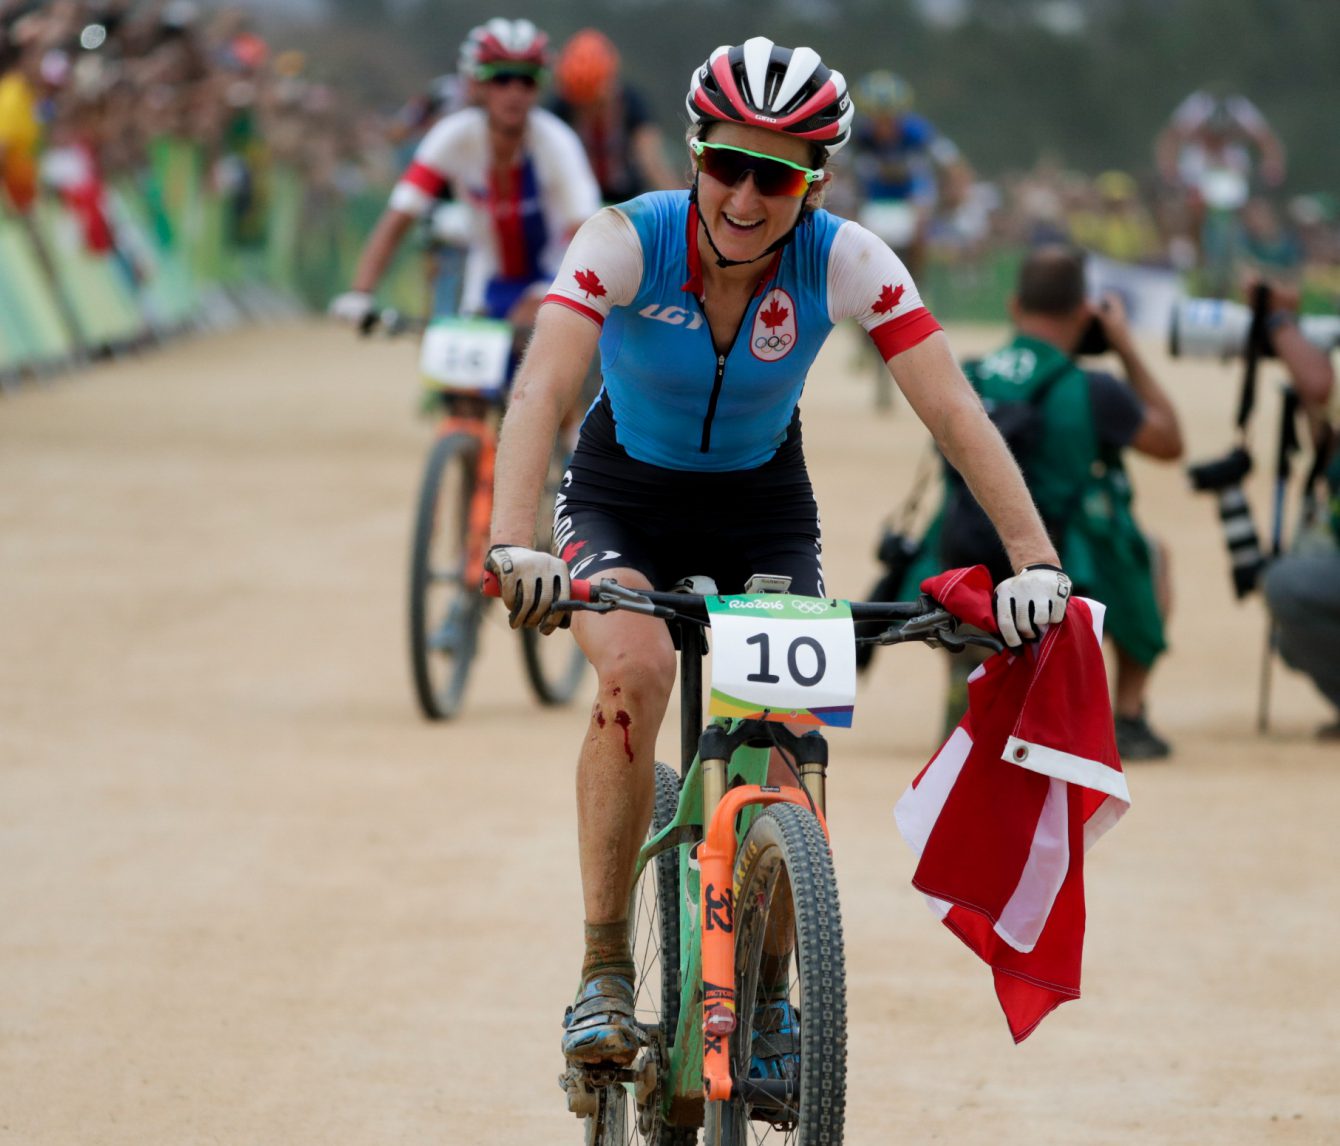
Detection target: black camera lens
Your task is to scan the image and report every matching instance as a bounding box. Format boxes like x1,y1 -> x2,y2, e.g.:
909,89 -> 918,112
1215,486 -> 1265,598
1187,447 -> 1264,597
876,528 -> 920,569
1187,445 -> 1253,492
1074,314 -> 1110,357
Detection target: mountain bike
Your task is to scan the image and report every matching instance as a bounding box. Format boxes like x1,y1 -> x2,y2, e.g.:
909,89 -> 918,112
371,310 -> 588,719
484,573 -> 1001,1144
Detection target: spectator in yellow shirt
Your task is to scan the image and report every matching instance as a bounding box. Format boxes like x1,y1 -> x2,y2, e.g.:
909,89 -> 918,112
0,35 -> 42,213
1068,170 -> 1165,265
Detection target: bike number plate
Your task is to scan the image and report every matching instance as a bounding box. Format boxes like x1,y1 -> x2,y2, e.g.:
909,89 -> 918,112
705,595 -> 856,728
419,317 -> 511,393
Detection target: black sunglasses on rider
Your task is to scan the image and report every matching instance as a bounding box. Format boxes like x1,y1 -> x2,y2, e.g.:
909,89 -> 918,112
690,139 -> 823,199
483,68 -> 540,90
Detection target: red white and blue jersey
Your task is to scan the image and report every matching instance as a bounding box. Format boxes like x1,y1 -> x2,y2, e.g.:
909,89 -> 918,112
544,190 -> 941,471
389,106 -> 600,317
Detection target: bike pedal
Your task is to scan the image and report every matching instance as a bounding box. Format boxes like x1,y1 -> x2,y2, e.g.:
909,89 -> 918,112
558,1066 -> 600,1118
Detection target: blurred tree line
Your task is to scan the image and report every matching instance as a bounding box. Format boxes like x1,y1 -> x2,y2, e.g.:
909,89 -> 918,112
297,0 -> 1338,191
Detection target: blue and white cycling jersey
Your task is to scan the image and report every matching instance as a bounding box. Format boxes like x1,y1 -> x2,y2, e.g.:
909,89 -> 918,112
852,113 -> 949,204
543,190 -> 941,471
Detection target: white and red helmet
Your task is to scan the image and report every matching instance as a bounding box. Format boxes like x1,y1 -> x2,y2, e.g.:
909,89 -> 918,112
686,37 -> 854,158
460,18 -> 549,78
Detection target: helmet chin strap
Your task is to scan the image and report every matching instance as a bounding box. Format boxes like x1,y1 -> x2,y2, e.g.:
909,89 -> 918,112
690,176 -> 805,269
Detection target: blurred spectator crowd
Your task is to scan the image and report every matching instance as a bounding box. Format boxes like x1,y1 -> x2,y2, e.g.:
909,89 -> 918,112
5,5 -> 1337,323
0,0 -> 402,207
0,0 -> 405,326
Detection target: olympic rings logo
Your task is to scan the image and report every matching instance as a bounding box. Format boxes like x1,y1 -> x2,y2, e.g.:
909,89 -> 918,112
754,332 -> 794,352
792,601 -> 830,615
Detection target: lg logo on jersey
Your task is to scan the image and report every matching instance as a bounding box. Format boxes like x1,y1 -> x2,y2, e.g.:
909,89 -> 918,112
639,292 -> 799,362
639,303 -> 705,330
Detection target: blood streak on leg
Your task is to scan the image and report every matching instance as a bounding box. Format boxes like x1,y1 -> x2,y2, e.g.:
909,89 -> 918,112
614,710 -> 634,763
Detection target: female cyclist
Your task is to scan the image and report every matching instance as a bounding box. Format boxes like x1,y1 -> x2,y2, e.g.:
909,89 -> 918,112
484,37 -> 1073,1067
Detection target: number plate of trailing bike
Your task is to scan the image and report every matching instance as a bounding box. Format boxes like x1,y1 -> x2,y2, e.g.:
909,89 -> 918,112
419,317 -> 512,394
705,595 -> 856,728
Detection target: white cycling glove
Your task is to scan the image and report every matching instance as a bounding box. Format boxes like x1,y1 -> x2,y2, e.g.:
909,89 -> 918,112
994,563 -> 1072,648
328,290 -> 375,327
429,202 -> 474,248
485,545 -> 571,635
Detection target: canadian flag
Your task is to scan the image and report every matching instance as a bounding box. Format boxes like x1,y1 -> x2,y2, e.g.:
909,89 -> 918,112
894,566 -> 1130,1042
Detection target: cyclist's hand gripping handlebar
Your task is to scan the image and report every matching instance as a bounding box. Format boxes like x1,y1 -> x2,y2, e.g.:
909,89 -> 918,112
483,546 -> 576,635
482,570 -> 592,603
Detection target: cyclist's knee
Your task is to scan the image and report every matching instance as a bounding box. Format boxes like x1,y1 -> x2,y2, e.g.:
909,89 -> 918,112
593,643 -> 676,711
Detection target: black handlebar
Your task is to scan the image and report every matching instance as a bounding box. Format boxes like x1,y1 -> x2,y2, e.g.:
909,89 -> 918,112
547,578 -> 1004,656
358,308 -> 427,338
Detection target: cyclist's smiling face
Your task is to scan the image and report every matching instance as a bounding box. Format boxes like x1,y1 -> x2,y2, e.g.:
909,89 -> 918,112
694,124 -> 818,266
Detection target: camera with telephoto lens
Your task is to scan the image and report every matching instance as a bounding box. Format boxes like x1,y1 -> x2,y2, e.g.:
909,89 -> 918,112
1186,445 -> 1266,598
1074,313 -> 1111,356
876,527 -> 922,583
1170,298 -> 1340,360
854,527 -> 923,673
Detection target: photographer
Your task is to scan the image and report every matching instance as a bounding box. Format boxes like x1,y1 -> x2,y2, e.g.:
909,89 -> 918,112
1257,279 -> 1340,739
904,245 -> 1184,757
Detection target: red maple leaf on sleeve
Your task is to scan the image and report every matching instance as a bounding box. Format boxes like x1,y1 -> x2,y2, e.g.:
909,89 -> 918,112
574,268 -> 607,299
760,297 -> 790,329
871,282 -> 906,315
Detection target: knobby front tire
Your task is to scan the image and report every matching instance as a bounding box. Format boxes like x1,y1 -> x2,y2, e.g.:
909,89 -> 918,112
408,430 -> 484,720
588,762 -> 696,1146
703,804 -> 847,1146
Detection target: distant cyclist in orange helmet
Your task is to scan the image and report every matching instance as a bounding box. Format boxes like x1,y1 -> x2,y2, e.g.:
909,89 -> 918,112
548,27 -> 678,203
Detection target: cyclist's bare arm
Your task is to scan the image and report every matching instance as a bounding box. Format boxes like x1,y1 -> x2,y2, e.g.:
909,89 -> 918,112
490,303 -> 600,547
888,330 -> 1060,572
349,207 -> 416,294
1095,294 -> 1184,461
1153,123 -> 1185,185
1252,123 -> 1287,186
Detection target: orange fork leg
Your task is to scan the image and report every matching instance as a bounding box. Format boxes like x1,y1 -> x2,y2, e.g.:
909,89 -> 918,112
699,785 -> 830,1103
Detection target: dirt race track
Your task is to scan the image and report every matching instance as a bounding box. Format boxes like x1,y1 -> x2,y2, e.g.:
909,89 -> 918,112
1,320 -> 1336,1146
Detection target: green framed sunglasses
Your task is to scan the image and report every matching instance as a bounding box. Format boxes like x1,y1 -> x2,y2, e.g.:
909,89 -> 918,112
690,139 -> 824,199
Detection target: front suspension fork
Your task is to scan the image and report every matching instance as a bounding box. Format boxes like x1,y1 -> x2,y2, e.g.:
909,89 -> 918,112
696,724 -> 829,1104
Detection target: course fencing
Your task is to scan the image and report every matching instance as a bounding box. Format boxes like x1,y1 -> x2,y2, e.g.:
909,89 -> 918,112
0,135 -> 423,387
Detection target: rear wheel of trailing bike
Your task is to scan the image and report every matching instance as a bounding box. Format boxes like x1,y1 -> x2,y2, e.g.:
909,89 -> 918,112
585,762 -> 696,1145
408,430 -> 485,720
703,803 -> 847,1146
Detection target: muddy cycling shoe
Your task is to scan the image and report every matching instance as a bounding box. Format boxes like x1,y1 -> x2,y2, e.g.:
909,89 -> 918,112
561,974 -> 640,1065
748,998 -> 800,1081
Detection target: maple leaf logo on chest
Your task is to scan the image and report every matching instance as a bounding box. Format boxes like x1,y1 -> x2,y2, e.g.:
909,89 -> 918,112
872,282 -> 905,315
760,297 -> 790,330
574,268 -> 606,299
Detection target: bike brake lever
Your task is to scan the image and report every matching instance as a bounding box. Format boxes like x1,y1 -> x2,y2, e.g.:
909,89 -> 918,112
958,632 -> 1006,655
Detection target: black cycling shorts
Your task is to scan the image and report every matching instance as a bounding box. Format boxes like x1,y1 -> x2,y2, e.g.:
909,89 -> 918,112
553,394 -> 825,597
